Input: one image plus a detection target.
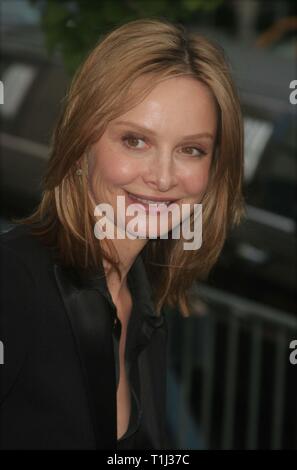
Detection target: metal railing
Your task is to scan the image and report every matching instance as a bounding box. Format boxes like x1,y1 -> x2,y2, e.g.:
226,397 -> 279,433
166,284 -> 297,450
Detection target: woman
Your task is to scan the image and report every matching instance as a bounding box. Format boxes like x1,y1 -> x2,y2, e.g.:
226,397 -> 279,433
0,18 -> 244,449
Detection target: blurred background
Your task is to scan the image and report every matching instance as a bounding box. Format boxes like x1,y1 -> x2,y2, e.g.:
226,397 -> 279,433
0,0 -> 296,450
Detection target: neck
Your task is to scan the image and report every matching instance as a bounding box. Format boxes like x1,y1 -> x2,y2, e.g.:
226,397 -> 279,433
101,236 -> 148,305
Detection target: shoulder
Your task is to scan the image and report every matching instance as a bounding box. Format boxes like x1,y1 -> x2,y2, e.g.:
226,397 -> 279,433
0,223 -> 61,332
0,224 -> 51,400
0,224 -> 53,281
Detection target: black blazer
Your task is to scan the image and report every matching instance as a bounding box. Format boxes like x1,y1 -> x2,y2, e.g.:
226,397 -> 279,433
0,224 -> 169,450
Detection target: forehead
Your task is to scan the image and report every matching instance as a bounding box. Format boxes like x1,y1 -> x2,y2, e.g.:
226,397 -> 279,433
114,75 -> 218,134
128,74 -> 216,106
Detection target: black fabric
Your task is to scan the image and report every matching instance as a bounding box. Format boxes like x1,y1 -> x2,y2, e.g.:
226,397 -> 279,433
0,224 -> 168,449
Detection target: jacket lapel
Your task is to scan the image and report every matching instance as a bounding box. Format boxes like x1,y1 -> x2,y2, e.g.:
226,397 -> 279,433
53,262 -> 117,450
53,252 -> 166,449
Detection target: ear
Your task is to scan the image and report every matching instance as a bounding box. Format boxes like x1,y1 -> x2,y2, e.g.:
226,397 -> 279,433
83,152 -> 89,176
75,152 -> 89,174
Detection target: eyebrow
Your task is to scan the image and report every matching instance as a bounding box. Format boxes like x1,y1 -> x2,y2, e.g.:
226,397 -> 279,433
113,120 -> 214,141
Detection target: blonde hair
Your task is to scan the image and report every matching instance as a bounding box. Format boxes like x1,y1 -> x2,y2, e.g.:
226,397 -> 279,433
14,18 -> 245,317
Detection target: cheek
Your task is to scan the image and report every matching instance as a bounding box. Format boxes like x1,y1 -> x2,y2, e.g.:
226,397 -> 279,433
91,146 -> 140,186
180,161 -> 211,196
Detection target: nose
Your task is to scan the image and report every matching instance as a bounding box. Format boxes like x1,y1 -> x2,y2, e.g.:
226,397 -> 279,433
144,151 -> 178,192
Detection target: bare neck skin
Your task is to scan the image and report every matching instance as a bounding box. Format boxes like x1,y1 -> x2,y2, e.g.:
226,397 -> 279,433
101,236 -> 148,307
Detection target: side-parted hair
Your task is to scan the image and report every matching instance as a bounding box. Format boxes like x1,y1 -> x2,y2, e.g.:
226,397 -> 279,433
15,18 -> 245,317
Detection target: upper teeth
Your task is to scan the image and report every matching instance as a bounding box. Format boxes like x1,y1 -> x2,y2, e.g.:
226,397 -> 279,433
130,194 -> 171,205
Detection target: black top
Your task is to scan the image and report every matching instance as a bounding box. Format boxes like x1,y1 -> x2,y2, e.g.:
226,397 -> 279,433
0,224 -> 169,449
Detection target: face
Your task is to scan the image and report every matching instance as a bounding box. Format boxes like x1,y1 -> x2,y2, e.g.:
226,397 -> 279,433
87,75 -> 217,240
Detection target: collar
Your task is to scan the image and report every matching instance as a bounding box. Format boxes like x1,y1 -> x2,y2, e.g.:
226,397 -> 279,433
73,251 -> 163,324
53,250 -> 165,339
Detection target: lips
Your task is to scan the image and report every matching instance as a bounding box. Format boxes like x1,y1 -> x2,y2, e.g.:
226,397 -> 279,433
126,191 -> 177,206
124,191 -> 179,215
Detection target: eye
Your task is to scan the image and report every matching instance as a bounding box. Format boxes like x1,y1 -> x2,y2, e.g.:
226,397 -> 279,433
182,146 -> 207,158
121,133 -> 147,150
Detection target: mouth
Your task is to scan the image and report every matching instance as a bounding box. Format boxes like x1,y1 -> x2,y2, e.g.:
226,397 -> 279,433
125,190 -> 179,212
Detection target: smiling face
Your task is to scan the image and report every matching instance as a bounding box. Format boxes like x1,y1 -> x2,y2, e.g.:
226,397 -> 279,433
87,75 -> 218,240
